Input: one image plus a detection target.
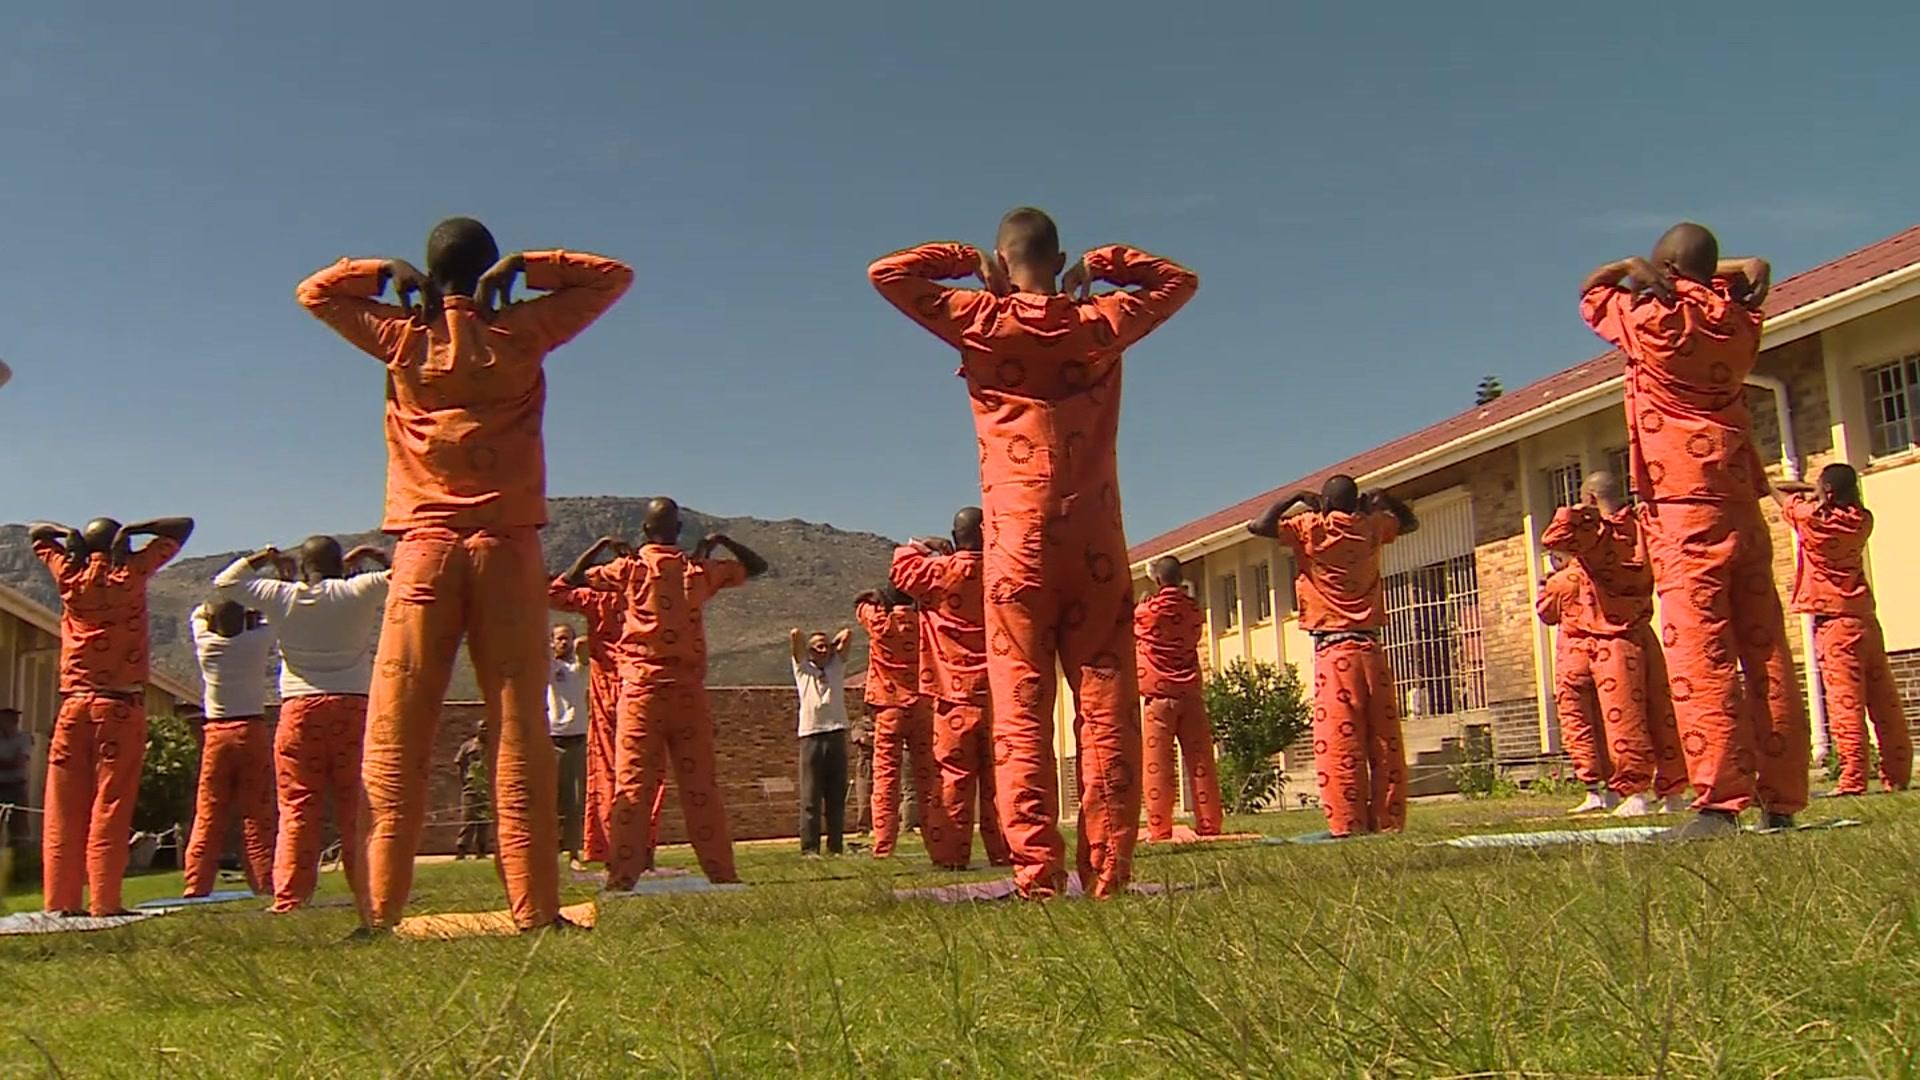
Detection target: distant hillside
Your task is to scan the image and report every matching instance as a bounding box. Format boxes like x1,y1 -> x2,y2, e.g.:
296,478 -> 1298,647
0,497 -> 898,700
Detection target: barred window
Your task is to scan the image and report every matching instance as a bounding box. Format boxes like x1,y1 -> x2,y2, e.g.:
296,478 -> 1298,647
1251,562 -> 1274,623
1544,460 -> 1583,509
1864,354 -> 1920,458
1382,555 -> 1487,719
1605,446 -> 1635,503
1218,573 -> 1240,631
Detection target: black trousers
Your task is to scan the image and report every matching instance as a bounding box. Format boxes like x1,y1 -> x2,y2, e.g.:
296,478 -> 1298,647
798,730 -> 848,854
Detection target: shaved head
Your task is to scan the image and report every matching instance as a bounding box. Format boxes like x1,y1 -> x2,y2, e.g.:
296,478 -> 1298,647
80,518 -> 121,556
1653,222 -> 1718,283
301,535 -> 345,581
1150,556 -> 1183,588
1582,471 -> 1625,512
880,583 -> 913,608
952,506 -> 984,552
644,497 -> 682,544
1322,475 -> 1360,514
426,216 -> 499,293
996,207 -> 1063,268
207,600 -> 247,638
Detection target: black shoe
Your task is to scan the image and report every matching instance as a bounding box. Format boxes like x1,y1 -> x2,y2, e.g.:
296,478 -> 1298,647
344,925 -> 391,944
1663,810 -> 1740,841
1762,813 -> 1796,831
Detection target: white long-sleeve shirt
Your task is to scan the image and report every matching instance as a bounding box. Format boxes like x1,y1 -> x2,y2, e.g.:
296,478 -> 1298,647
213,556 -> 390,699
792,655 -> 848,737
190,605 -> 278,719
548,655 -> 590,738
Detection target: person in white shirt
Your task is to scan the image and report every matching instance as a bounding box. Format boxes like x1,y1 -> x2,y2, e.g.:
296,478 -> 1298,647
184,600 -> 279,898
547,624 -> 592,868
214,537 -> 389,913
791,627 -> 853,856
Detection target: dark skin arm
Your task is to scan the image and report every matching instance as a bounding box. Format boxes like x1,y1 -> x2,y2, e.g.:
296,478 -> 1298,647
26,522 -> 84,559
1578,258 -> 1674,302
561,536 -> 630,587
695,533 -> 770,578
1363,490 -> 1419,534
243,546 -> 299,579
114,517 -> 194,564
1768,478 -> 1814,511
852,590 -> 884,609
1716,257 -> 1771,308
344,545 -> 392,572
1247,493 -> 1318,538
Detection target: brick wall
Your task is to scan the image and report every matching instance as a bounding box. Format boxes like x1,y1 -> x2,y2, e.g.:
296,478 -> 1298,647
1488,698 -> 1540,762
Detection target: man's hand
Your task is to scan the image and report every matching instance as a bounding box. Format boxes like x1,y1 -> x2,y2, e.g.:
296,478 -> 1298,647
1622,257 -> 1674,302
475,253 -> 527,315
1061,256 -> 1094,301
975,248 -> 1010,297
593,535 -> 632,558
1774,480 -> 1815,495
910,536 -> 954,556
1718,257 -> 1771,308
383,260 -> 434,318
246,545 -> 282,567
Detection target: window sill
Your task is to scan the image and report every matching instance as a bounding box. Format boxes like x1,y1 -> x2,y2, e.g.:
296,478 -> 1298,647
1864,448 -> 1920,474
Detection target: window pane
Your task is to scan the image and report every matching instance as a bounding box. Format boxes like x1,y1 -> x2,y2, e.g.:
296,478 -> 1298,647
1865,356 -> 1920,458
1381,555 -> 1485,718
1252,562 -> 1273,622
1220,573 -> 1239,630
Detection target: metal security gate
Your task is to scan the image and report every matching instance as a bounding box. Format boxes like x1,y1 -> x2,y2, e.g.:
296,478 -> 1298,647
1379,493 -> 1486,719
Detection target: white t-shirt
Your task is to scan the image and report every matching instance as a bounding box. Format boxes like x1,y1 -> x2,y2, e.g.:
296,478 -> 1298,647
792,655 -> 848,737
214,557 -> 390,698
190,605 -> 278,719
548,656 -> 590,738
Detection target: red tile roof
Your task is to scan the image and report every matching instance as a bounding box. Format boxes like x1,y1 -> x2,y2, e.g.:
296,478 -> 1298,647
1128,225 -> 1920,563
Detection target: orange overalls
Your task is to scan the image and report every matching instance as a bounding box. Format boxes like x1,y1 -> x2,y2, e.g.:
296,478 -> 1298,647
855,598 -> 940,858
1541,506 -> 1688,800
1274,509 -> 1408,837
872,242 -> 1197,897
889,546 -> 1009,870
1537,564 -> 1610,787
549,578 -> 664,863
1133,586 -> 1223,839
32,537 -> 180,915
1583,279 -> 1810,816
1782,495 -> 1911,793
298,249 -> 632,928
584,545 -> 747,888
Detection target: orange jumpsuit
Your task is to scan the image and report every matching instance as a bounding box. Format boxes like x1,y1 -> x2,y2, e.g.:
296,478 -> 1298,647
1781,496 -> 1911,793
855,598 -> 940,858
871,242 -> 1197,897
1275,509 -> 1407,836
298,249 -> 632,928
585,545 -> 748,888
32,536 -> 180,915
1133,586 -> 1223,839
1541,506 -> 1688,800
889,546 -> 1010,870
549,578 -> 664,863
1537,565 -> 1609,786
1583,279 -> 1810,816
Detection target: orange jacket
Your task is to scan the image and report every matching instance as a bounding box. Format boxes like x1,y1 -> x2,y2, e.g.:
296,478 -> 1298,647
889,546 -> 987,705
1782,496 -> 1876,616
1275,509 -> 1401,632
34,538 -> 180,693
547,577 -> 628,673
1133,586 -> 1203,698
1535,563 -> 1597,635
583,545 -> 747,686
1581,279 -> 1766,505
1540,505 -> 1654,635
856,600 -> 923,708
296,251 -> 633,532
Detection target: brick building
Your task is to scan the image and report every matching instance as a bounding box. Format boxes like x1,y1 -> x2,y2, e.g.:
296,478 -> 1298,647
1117,225 -> 1920,791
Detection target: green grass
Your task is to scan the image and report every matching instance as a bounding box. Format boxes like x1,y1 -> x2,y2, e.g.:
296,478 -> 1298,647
5,795 -> 1920,1078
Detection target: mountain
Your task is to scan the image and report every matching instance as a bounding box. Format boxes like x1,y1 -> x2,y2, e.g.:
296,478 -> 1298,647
0,497 -> 899,700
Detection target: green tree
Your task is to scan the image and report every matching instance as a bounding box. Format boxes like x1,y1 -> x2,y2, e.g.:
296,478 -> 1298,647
1475,375 -> 1504,405
1205,659 -> 1311,812
137,711 -> 199,836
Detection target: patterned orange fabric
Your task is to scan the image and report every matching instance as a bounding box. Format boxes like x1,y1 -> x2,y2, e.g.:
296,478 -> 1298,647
271,694 -> 366,914
1814,615 -> 1911,794
296,251 -> 632,532
33,538 -> 180,692
868,701 -> 940,858
1309,640 -> 1407,836
1581,279 -> 1768,504
1276,511 -> 1402,632
1781,496 -> 1876,616
926,700 -> 1010,869
1535,563 -> 1596,635
607,683 -> 737,888
1133,586 -> 1203,698
888,547 -> 988,706
1549,630 -> 1607,786
41,694 -> 146,915
1541,505 -> 1655,634
871,240 -> 1195,899
548,579 -> 633,863
184,719 -> 276,897
1142,692 -> 1222,840
584,546 -> 748,686
855,600 -> 922,708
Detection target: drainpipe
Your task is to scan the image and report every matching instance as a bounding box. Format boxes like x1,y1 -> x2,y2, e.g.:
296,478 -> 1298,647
1746,373 -> 1828,761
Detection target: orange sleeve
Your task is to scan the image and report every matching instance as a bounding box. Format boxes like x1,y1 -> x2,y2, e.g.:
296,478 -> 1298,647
867,243 -> 997,350
548,576 -> 597,613
295,258 -> 417,363
1370,509 -> 1402,547
582,558 -> 630,594
497,250 -> 634,350
1275,513 -> 1311,557
1539,506 -> 1599,556
126,536 -> 182,577
1780,495 -> 1813,532
704,559 -> 750,593
1535,571 -> 1571,625
1085,245 -> 1199,351
889,546 -> 949,607
1579,286 -> 1636,352
30,539 -> 71,580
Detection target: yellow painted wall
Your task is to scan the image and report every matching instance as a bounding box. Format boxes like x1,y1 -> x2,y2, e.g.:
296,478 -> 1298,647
1863,462 -> 1920,651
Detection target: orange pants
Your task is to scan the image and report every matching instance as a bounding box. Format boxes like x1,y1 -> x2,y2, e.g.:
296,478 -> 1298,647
924,700 -> 1011,869
184,719 -> 276,896
1815,615 -> 1912,794
607,682 -> 736,888
581,665 -> 624,863
42,693 -> 147,915
983,508 -> 1141,898
1143,692 -> 1224,839
1560,632 -> 1688,799
1310,639 -> 1407,836
869,701 -> 940,857
1552,636 -> 1609,786
272,694 -> 366,913
1645,501 -> 1810,815
363,527 -> 559,930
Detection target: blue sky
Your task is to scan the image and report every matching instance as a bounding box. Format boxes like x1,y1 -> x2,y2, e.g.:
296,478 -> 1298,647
2,4 -> 1914,556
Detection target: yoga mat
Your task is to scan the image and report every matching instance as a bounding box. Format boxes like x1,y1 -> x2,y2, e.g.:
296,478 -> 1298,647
1441,826 -> 1670,850
135,890 -> 257,912
571,866 -> 690,885
393,900 -> 598,941
1751,817 -> 1864,834
1263,830 -> 1376,846
0,910 -> 157,936
1136,826 -> 1265,845
893,873 -> 1172,903
607,876 -> 748,898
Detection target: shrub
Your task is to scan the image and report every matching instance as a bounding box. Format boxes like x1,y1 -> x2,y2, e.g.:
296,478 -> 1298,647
1205,659 -> 1311,813
137,711 -> 199,837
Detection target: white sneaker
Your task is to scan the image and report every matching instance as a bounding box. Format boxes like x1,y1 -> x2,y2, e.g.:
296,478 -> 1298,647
1660,794 -> 1691,815
1611,792 -> 1657,818
1567,791 -> 1610,814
